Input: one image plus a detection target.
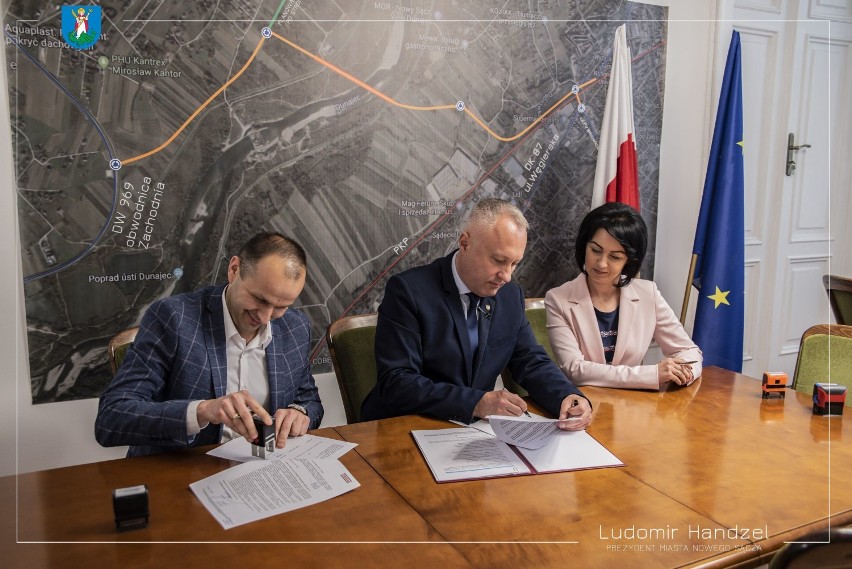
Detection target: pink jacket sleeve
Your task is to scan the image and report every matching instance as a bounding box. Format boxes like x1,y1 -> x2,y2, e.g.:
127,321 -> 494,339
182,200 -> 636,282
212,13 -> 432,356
544,275 -> 702,390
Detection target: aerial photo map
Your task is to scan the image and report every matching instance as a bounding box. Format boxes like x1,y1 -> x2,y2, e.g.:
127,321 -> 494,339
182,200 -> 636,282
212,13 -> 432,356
3,0 -> 668,403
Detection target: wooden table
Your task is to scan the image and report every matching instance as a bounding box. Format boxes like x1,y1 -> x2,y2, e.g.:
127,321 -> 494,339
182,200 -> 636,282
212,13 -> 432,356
338,415 -> 734,568
2,427 -> 472,568
3,368 -> 849,568
334,367 -> 852,568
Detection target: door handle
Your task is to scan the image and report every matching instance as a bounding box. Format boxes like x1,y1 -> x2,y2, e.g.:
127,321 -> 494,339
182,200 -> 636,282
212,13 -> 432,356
786,132 -> 811,176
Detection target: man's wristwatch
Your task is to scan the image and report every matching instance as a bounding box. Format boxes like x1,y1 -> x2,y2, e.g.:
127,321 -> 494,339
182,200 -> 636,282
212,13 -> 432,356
287,403 -> 308,416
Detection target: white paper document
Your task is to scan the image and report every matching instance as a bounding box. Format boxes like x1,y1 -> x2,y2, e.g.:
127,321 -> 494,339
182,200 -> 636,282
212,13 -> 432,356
486,415 -> 561,450
206,433 -> 357,463
190,458 -> 360,529
519,430 -> 623,473
411,428 -> 531,482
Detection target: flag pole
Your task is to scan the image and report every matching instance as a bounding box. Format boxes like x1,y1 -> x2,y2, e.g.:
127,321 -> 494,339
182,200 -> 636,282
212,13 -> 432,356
680,254 -> 698,325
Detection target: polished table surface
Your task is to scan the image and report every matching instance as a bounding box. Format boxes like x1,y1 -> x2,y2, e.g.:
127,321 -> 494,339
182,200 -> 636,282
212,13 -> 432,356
580,367 -> 850,555
334,367 -> 852,568
3,368 -> 850,568
2,427 -> 472,568
338,415 -> 732,568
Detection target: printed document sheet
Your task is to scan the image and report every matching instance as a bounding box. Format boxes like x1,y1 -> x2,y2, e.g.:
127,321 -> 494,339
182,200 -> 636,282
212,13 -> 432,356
190,458 -> 360,529
486,415 -> 562,449
411,428 -> 531,482
207,433 -> 357,463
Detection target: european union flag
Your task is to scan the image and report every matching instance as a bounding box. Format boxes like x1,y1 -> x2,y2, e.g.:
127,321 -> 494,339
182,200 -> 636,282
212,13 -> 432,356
691,31 -> 744,372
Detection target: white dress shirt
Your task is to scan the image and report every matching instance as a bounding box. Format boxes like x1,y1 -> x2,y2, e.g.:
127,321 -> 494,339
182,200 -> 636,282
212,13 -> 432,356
185,286 -> 272,440
451,252 -> 477,319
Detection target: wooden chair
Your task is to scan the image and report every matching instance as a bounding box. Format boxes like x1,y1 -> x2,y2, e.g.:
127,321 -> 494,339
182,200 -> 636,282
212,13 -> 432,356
791,324 -> 852,402
107,326 -> 139,375
326,314 -> 378,424
823,274 -> 852,325
501,298 -> 554,397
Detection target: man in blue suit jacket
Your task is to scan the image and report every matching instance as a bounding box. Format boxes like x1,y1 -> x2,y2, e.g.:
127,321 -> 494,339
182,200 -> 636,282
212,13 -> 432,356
96,233 -> 323,456
361,199 -> 592,427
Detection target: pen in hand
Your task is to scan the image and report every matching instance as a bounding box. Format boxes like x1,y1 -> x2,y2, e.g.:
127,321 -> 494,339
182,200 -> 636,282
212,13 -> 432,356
501,387 -> 531,418
560,398 -> 583,421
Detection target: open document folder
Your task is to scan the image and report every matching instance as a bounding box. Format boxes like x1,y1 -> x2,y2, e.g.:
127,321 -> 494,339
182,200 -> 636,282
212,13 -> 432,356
412,415 -> 623,483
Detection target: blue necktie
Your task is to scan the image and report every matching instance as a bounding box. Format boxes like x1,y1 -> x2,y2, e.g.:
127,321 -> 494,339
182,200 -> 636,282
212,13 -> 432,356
466,292 -> 480,356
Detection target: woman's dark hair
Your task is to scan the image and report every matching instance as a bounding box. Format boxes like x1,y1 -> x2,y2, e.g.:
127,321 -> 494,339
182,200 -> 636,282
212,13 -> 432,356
574,202 -> 647,287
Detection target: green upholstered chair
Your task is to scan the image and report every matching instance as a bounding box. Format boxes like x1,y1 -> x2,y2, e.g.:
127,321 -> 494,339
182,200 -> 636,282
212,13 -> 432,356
791,324 -> 852,404
108,326 -> 139,375
501,298 -> 554,397
326,313 -> 378,424
823,274 -> 852,325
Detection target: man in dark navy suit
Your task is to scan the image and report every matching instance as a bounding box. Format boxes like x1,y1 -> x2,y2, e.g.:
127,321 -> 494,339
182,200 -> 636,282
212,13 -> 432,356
361,199 -> 592,427
96,232 -> 323,456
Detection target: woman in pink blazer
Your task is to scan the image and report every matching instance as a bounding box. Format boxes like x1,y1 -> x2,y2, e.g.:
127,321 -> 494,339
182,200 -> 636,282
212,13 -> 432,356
545,203 -> 702,390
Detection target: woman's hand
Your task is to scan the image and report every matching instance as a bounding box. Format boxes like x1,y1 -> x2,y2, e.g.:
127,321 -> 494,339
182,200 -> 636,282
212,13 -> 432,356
658,358 -> 694,386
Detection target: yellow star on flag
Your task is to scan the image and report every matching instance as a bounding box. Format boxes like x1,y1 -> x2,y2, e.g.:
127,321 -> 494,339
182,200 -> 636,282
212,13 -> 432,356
708,286 -> 731,309
737,140 -> 744,155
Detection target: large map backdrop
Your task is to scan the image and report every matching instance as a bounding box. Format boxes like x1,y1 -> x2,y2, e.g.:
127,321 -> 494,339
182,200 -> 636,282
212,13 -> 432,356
4,0 -> 668,404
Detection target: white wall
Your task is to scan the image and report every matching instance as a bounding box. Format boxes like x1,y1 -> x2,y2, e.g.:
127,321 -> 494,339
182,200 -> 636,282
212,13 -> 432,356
0,1 -> 719,475
0,55 -> 21,475
649,1 -> 719,328
0,61 -> 130,469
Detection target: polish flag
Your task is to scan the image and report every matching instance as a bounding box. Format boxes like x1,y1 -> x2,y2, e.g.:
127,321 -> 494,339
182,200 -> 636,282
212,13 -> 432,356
591,25 -> 640,211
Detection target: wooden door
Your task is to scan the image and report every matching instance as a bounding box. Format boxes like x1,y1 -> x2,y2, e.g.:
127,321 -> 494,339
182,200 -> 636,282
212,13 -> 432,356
730,0 -> 852,377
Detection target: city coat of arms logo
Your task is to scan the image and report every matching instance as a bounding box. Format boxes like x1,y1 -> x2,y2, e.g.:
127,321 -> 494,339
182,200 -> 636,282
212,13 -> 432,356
61,5 -> 102,50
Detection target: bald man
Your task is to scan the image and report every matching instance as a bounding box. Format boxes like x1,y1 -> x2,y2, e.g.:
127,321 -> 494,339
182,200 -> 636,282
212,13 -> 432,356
361,198 -> 591,428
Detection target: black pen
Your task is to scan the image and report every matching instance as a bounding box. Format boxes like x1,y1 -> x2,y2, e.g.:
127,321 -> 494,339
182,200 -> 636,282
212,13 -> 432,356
561,398 -> 582,421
